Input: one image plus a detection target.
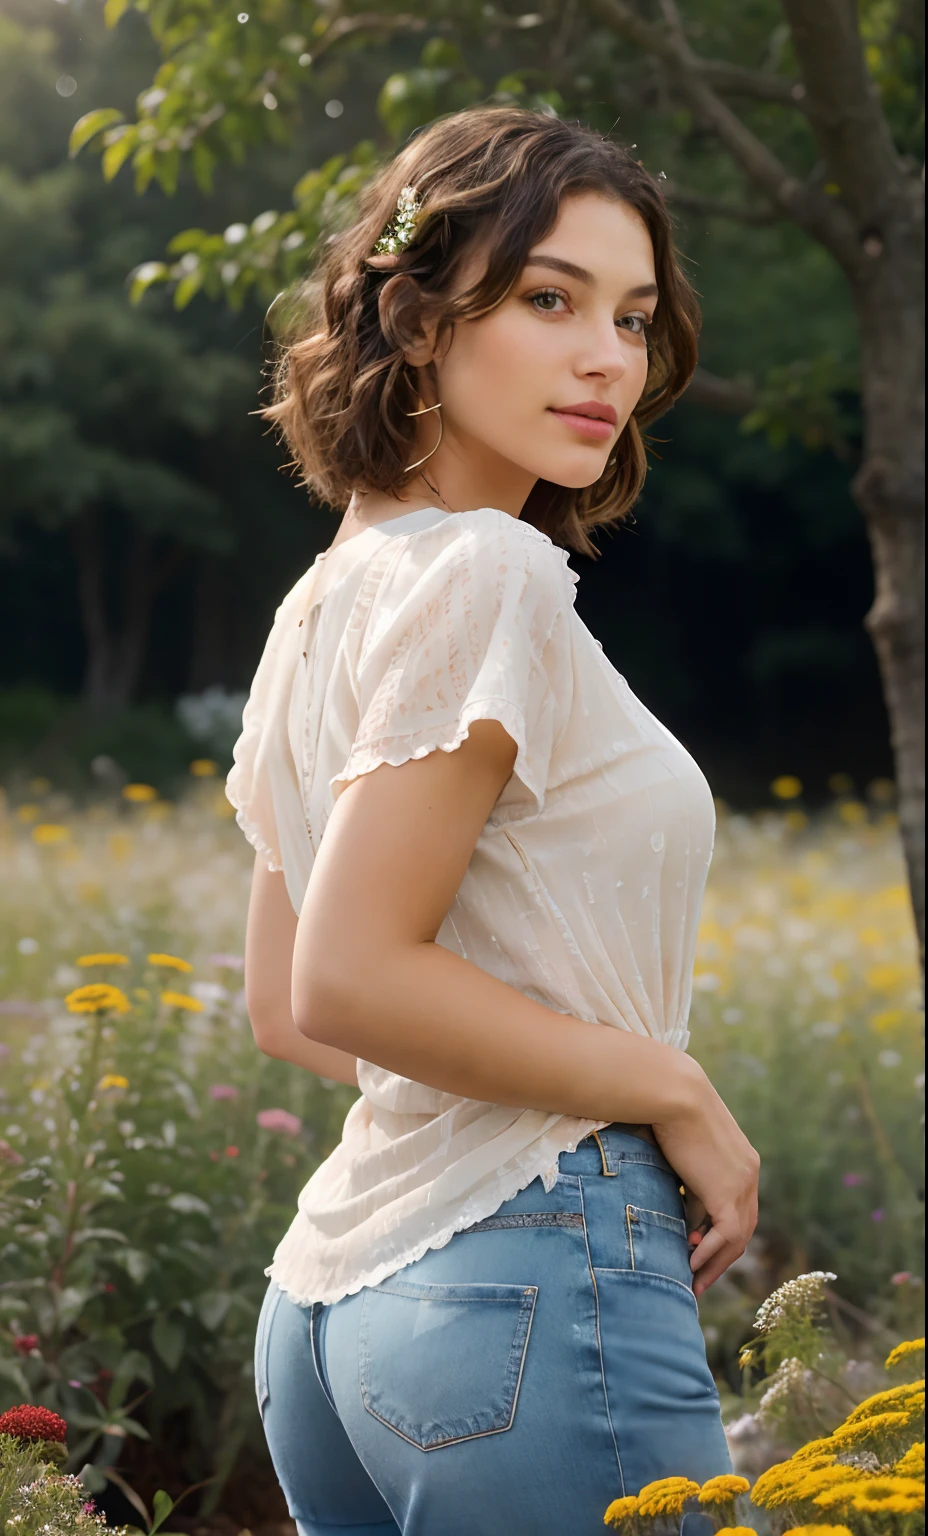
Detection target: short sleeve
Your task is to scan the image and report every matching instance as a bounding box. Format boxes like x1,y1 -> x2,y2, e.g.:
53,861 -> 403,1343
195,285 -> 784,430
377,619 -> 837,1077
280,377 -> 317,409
225,572 -> 313,891
330,511 -> 576,818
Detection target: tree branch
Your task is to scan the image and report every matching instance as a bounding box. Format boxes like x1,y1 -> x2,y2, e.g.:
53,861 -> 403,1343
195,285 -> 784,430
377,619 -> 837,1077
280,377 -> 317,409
681,366 -> 756,415
584,0 -> 861,271
308,12 -> 439,65
696,61 -> 809,109
779,0 -> 905,223
663,182 -> 779,225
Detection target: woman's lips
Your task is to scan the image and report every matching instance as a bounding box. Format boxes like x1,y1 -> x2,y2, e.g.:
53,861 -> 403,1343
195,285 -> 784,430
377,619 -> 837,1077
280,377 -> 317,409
547,408 -> 615,442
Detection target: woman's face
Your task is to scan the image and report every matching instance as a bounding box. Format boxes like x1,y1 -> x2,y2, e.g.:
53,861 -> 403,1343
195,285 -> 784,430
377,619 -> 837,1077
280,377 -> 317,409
414,191 -> 658,504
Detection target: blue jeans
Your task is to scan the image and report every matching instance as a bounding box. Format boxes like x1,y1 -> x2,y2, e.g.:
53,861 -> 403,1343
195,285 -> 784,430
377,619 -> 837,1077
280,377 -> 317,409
254,1124 -> 732,1535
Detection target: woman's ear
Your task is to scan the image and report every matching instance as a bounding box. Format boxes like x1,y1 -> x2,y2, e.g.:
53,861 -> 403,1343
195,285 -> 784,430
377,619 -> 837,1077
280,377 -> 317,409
377,273 -> 437,367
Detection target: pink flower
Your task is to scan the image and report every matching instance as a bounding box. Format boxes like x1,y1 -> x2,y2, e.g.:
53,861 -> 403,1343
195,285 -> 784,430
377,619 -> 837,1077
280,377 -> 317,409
257,1107 -> 302,1137
871,1208 -> 885,1222
208,1083 -> 239,1101
891,1271 -> 912,1285
210,952 -> 244,970
842,1172 -> 865,1187
225,1145 -> 240,1158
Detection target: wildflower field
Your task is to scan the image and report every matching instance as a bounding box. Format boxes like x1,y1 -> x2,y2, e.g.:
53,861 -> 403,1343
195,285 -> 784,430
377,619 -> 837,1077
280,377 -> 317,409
0,770 -> 924,1529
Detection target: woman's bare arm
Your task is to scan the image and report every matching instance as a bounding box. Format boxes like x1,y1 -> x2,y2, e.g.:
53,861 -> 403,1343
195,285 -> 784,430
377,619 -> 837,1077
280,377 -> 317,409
291,717 -> 759,1297
244,857 -> 359,1087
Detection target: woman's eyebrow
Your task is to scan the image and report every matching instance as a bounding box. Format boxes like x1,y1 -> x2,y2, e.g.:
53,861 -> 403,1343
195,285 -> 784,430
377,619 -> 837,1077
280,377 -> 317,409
523,256 -> 658,300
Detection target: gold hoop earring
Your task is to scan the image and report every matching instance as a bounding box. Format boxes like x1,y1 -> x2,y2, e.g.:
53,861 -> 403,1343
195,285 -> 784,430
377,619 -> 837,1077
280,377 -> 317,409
404,400 -> 442,472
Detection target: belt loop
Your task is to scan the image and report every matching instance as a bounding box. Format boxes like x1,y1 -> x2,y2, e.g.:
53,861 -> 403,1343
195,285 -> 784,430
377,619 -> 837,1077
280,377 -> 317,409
591,1128 -> 619,1177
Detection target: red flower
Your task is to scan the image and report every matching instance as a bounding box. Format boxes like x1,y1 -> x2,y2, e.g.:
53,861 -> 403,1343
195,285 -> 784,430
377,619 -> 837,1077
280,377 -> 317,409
13,1334 -> 39,1355
224,1144 -> 240,1158
0,1403 -> 67,1442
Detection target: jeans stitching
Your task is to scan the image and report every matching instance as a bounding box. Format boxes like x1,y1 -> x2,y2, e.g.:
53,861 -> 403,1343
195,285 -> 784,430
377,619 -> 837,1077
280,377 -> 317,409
255,1282 -> 284,1418
578,1174 -> 626,1498
310,1300 -> 339,1417
358,1285 -> 538,1449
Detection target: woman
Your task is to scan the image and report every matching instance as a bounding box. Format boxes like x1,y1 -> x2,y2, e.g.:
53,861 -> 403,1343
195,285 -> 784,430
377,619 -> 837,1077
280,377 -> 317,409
227,105 -> 760,1535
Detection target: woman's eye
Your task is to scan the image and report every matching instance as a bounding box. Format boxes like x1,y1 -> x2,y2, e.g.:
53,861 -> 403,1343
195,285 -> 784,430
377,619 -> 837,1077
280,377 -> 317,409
618,312 -> 650,337
529,288 -> 569,314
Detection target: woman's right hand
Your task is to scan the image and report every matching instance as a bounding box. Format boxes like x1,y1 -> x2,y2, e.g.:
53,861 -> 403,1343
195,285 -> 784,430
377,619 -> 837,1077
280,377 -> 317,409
652,1065 -> 760,1298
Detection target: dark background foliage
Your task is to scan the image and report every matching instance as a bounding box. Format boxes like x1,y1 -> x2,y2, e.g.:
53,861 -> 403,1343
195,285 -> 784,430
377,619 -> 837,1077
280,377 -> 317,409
0,0 -> 892,807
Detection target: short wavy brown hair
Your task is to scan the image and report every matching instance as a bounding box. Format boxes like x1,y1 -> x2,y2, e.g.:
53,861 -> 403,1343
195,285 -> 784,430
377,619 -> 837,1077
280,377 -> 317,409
259,105 -> 700,557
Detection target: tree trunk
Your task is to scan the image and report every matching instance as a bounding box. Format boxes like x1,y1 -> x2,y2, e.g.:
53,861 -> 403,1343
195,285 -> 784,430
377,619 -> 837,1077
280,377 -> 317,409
851,240 -> 926,981
72,512 -> 183,713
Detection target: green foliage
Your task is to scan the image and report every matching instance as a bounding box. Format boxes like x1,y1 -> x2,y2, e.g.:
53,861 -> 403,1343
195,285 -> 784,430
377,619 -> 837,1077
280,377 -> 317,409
0,1432 -> 134,1535
0,939 -> 354,1504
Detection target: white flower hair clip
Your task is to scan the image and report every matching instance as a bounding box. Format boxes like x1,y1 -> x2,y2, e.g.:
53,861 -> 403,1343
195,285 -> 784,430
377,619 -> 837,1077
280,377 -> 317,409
371,184 -> 423,260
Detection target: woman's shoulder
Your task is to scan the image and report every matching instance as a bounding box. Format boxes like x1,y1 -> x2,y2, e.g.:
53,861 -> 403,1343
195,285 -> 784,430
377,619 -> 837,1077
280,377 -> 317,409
393,506 -> 578,593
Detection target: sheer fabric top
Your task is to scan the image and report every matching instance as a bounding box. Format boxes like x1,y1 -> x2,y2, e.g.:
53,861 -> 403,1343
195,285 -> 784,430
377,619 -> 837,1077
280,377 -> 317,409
226,505 -> 716,1307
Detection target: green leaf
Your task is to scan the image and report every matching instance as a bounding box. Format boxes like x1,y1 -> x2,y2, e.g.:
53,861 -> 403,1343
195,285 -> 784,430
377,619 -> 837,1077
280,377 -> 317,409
68,107 -> 125,159
129,261 -> 169,305
152,1314 -> 186,1371
191,139 -> 216,195
150,1489 -> 176,1534
102,129 -> 137,183
104,0 -> 131,25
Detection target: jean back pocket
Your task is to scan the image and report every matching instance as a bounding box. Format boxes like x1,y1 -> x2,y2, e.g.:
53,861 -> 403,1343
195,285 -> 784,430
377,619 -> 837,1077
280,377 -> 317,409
359,1276 -> 537,1449
626,1203 -> 693,1290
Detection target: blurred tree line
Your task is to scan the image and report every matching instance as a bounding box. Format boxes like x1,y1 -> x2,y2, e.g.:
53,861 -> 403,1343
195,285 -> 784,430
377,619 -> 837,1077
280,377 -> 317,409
0,0 -> 910,812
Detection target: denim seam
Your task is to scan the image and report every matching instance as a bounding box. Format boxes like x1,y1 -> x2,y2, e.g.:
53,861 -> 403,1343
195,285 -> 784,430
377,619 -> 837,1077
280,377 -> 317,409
592,1266 -> 700,1304
577,1174 -> 626,1498
255,1282 -> 285,1419
310,1300 -> 339,1417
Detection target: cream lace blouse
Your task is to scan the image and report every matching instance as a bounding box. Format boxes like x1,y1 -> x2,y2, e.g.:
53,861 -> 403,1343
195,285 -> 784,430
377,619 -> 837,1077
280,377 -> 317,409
226,504 -> 716,1307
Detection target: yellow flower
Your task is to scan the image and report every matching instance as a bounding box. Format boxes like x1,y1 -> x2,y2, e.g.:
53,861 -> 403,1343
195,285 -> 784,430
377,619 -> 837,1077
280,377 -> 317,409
77,953 -> 129,967
794,1467 -> 866,1500
849,1476 -> 925,1514
828,1410 -> 911,1449
32,823 -> 70,845
885,1338 -> 925,1371
16,804 -> 40,823
783,1527 -> 853,1536
812,1484 -> 869,1512
771,775 -> 803,800
870,1008 -> 909,1034
160,990 -> 204,1013
604,1495 -> 640,1526
844,1380 -> 925,1423
698,1475 -> 751,1504
637,1477 -> 700,1517
107,832 -> 133,862
837,801 -> 867,825
714,1528 -> 758,1536
865,961 -> 909,993
190,759 -> 218,777
65,984 -> 131,1015
894,1441 -> 924,1477
148,953 -> 193,973
97,1074 -> 129,1091
751,1457 -> 837,1510
122,783 -> 158,803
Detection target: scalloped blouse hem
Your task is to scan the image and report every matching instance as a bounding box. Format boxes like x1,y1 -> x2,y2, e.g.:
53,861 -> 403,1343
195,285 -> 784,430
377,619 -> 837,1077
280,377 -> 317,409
264,1117 -> 610,1309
